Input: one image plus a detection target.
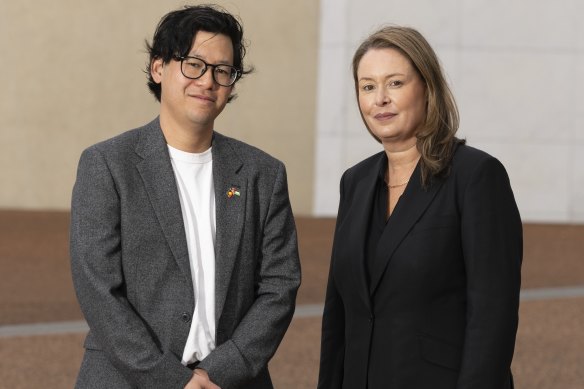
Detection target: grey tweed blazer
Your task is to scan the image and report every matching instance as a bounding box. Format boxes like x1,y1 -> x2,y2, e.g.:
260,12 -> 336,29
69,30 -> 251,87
70,117 -> 301,389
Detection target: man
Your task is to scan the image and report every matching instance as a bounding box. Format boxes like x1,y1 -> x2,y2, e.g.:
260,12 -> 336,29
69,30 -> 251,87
70,5 -> 301,389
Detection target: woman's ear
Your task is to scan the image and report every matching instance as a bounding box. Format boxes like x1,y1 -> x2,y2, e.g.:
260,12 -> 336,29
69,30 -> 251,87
151,58 -> 164,83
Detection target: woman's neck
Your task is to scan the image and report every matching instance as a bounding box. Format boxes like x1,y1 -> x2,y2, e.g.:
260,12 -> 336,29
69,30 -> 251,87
384,141 -> 420,175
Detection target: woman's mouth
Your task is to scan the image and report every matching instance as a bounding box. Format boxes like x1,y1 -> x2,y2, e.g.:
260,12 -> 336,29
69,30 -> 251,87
374,112 -> 397,120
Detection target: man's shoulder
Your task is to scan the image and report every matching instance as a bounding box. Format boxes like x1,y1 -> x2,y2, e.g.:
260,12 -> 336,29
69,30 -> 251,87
83,119 -> 159,159
214,131 -> 283,168
89,129 -> 138,154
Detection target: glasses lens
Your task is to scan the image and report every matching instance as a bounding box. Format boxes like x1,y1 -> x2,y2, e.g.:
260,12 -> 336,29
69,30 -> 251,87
180,57 -> 239,86
182,57 -> 206,79
214,65 -> 238,86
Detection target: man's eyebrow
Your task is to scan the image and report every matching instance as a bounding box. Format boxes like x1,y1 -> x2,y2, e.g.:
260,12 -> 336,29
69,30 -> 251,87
186,53 -> 233,65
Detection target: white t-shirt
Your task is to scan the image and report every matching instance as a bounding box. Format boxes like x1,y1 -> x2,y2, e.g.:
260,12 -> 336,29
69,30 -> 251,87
168,145 -> 216,364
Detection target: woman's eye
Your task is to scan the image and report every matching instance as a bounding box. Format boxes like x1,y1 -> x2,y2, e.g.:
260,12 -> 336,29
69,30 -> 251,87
361,84 -> 374,92
389,80 -> 403,87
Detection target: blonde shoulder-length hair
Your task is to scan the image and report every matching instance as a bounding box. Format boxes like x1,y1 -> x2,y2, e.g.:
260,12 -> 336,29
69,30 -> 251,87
352,25 -> 464,187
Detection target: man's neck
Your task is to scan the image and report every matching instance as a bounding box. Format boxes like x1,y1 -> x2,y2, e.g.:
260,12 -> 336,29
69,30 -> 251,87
159,115 -> 213,153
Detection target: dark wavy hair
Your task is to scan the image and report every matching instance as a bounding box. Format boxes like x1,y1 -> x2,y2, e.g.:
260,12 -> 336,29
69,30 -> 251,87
352,26 -> 465,187
145,4 -> 253,102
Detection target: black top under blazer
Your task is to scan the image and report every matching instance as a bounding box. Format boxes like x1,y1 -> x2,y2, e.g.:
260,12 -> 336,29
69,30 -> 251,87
318,144 -> 522,389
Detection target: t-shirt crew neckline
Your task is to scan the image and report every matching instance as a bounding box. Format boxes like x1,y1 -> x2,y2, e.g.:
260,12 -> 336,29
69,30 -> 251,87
167,144 -> 213,164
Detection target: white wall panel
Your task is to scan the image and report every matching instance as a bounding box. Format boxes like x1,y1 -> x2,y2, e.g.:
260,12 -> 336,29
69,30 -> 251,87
313,0 -> 350,215
578,4 -> 584,50
575,54 -> 584,142
314,133 -> 345,215
472,141 -> 571,222
315,0 -> 583,223
316,46 -> 353,137
571,146 -> 584,222
343,134 -> 383,169
346,0 -> 461,47
461,0 -> 578,50
458,51 -> 577,143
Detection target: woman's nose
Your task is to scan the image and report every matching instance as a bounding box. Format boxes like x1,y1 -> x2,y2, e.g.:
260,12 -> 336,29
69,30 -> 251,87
375,89 -> 389,106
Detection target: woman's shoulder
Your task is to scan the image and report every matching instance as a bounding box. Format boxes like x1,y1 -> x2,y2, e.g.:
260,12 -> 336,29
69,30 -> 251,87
453,143 -> 494,163
451,143 -> 504,170
343,151 -> 385,178
450,143 -> 510,183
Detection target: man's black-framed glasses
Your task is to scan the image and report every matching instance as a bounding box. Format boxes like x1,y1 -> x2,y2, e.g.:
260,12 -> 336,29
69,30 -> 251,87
175,56 -> 241,87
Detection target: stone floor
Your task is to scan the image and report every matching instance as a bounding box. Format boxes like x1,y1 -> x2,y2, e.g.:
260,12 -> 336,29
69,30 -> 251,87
1,210 -> 583,388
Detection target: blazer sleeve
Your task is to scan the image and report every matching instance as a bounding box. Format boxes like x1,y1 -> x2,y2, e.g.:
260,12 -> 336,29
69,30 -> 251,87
457,156 -> 522,389
197,161 -> 301,388
318,172 -> 347,389
70,147 -> 192,389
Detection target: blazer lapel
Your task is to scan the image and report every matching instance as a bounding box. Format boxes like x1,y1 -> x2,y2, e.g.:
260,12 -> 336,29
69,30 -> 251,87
369,163 -> 443,296
341,153 -> 386,311
212,132 -> 246,321
134,118 -> 192,285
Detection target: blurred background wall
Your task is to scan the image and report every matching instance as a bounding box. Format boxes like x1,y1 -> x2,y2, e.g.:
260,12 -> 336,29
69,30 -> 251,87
1,0 -> 583,222
314,0 -> 584,222
1,2 -> 583,388
0,0 -> 318,215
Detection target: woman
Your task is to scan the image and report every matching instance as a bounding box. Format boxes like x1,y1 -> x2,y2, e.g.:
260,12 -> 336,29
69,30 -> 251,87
318,26 -> 522,389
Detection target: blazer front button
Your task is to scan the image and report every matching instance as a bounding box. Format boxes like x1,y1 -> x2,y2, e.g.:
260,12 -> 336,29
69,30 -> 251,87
181,312 -> 192,323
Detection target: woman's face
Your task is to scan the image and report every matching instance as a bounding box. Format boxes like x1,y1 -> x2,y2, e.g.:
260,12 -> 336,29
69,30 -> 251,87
357,48 -> 426,149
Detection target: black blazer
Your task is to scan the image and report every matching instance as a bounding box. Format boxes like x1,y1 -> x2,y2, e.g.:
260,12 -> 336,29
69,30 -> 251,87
318,144 -> 522,389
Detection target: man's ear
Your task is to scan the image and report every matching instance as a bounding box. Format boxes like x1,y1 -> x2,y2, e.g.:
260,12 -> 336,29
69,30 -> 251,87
227,85 -> 236,103
151,58 -> 164,83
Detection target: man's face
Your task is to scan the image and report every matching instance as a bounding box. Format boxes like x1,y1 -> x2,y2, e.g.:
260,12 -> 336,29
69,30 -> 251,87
151,31 -> 235,133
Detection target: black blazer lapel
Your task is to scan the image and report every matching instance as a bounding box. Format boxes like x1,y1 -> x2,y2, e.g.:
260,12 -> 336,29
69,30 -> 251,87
212,132 -> 246,321
339,153 -> 386,311
369,163 -> 443,296
134,118 -> 192,285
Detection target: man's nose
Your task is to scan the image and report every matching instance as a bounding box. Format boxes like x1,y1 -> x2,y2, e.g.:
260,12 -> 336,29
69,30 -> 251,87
196,68 -> 215,88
